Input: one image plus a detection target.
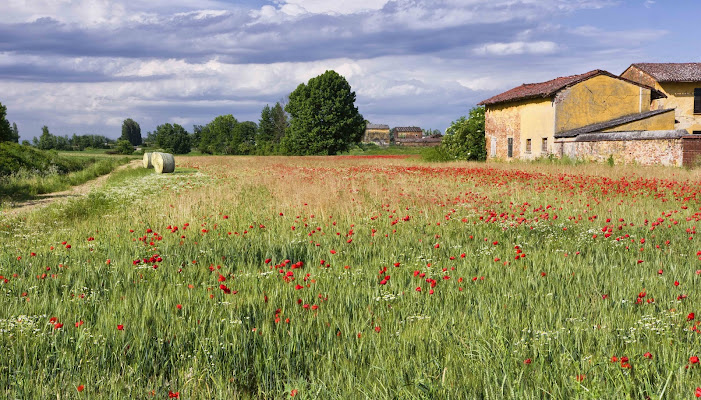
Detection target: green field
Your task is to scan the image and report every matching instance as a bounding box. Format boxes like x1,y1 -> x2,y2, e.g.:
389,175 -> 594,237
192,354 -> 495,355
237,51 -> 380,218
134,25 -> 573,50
2,156 -> 701,399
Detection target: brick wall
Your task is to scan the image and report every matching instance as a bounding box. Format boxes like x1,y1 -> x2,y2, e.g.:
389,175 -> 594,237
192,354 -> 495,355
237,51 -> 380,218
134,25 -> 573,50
557,137 -> 683,166
485,104 -> 521,160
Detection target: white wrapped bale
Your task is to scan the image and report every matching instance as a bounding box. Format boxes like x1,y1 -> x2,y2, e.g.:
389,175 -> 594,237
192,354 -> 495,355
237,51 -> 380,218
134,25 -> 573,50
152,152 -> 175,174
142,152 -> 153,168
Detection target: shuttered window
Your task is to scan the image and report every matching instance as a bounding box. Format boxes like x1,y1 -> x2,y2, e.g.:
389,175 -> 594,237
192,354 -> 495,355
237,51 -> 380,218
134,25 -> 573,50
525,139 -> 531,153
695,88 -> 701,114
507,138 -> 513,158
542,138 -> 548,153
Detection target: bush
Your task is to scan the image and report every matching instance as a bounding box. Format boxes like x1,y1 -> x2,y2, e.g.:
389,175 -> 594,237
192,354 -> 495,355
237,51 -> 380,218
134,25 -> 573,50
115,140 -> 134,155
0,142 -> 85,176
441,107 -> 486,161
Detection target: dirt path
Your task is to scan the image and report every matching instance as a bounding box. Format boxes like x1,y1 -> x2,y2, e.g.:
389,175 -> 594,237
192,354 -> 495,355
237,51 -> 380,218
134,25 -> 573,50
1,159 -> 142,216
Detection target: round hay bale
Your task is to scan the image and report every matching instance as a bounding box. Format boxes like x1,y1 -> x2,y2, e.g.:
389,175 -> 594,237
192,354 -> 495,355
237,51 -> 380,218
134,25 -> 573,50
142,152 -> 153,169
152,152 -> 175,174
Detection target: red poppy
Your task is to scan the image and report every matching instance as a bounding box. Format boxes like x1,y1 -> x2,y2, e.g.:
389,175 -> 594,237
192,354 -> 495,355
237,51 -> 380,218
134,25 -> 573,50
117,324 -> 124,331
77,385 -> 84,392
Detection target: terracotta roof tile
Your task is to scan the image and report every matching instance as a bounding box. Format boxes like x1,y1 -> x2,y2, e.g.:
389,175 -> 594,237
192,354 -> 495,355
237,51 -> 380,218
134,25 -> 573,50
478,69 -> 664,106
366,123 -> 389,130
631,63 -> 701,82
394,126 -> 422,132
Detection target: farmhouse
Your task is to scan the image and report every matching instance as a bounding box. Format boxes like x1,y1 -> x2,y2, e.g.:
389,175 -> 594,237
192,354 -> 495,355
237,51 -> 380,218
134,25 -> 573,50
392,126 -> 441,146
362,123 -> 391,146
479,68 -> 701,166
621,63 -> 701,134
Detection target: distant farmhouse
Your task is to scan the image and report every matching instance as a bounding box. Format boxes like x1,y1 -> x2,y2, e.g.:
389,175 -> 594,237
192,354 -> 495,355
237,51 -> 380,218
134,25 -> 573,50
479,64 -> 701,167
362,124 -> 442,147
363,123 -> 390,146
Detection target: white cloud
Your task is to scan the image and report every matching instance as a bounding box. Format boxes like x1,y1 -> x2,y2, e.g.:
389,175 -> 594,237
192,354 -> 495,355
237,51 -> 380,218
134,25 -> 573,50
274,0 -> 390,15
570,25 -> 667,45
473,41 -> 559,56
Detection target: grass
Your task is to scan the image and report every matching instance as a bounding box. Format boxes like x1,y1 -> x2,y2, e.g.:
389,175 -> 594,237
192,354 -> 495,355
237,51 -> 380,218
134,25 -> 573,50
0,156 -> 132,202
1,156 -> 701,398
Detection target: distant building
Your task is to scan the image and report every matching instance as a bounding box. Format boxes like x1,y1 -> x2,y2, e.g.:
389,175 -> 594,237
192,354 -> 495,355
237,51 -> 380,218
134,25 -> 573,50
621,63 -> 701,134
393,126 -> 442,147
363,123 -> 390,146
394,126 -> 423,139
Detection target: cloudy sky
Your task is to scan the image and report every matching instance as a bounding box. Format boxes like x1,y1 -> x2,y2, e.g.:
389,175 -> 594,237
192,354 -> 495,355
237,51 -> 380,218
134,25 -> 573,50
1,0 -> 698,141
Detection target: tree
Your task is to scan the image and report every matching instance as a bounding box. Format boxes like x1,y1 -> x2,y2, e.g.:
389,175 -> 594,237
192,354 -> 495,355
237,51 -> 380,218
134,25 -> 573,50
10,122 -> 19,143
120,118 -> 142,146
282,70 -> 365,155
36,126 -> 56,150
258,105 -> 275,143
115,139 -> 134,155
271,102 -> 288,144
441,106 -> 486,161
0,102 -> 12,142
154,123 -> 191,154
201,114 -> 238,154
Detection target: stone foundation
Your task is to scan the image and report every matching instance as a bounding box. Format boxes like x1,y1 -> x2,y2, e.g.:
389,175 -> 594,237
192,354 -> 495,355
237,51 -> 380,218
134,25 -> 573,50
554,130 -> 692,167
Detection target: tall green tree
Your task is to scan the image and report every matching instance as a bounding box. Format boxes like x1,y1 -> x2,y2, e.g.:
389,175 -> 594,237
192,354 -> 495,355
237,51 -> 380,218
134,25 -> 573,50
282,70 -> 364,155
258,105 -> 275,143
120,118 -> 142,146
36,126 -> 56,150
271,102 -> 288,144
0,102 -> 12,142
201,114 -> 238,154
154,123 -> 191,154
10,122 -> 19,143
441,106 -> 486,161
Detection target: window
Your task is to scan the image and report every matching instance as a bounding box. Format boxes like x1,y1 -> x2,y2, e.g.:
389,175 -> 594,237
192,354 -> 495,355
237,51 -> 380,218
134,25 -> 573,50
542,138 -> 548,153
507,137 -> 513,158
694,131 -> 701,135
695,88 -> 701,114
490,137 -> 497,157
525,139 -> 532,154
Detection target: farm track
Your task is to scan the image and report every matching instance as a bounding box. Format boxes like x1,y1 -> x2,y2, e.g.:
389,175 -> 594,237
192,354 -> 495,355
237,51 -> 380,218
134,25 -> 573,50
1,159 -> 141,216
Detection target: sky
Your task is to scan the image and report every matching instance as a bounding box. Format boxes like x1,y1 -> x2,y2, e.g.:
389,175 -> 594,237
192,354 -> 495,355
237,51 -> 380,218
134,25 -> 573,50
1,0 -> 699,142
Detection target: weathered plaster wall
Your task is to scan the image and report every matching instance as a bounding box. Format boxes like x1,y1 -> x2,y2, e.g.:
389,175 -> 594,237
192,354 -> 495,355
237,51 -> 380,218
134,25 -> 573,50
363,129 -> 390,144
603,111 -> 675,132
621,66 -> 662,91
519,99 -> 555,159
556,137 -> 683,166
485,100 -> 526,160
657,82 -> 701,133
554,75 -> 651,133
621,67 -> 701,134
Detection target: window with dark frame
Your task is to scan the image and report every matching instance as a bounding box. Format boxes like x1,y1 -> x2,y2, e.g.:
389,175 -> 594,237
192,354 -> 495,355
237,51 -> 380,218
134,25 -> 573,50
542,138 -> 548,153
507,138 -> 513,158
525,139 -> 531,153
695,88 -> 701,114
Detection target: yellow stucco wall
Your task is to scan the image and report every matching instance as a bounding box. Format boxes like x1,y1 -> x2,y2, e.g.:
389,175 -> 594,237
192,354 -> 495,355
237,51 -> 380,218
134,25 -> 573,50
602,110 -> 676,132
554,74 -> 651,133
621,66 -> 701,134
363,128 -> 390,143
519,99 -> 555,159
656,82 -> 701,133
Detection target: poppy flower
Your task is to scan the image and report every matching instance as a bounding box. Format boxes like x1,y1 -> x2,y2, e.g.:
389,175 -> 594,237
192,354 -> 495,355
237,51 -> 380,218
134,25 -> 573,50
77,385 -> 84,392
691,356 -> 699,364
117,324 -> 124,331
